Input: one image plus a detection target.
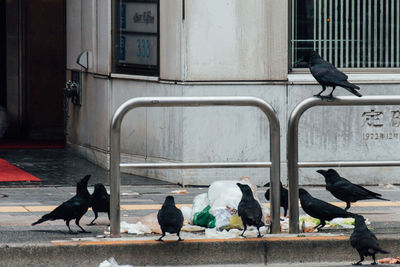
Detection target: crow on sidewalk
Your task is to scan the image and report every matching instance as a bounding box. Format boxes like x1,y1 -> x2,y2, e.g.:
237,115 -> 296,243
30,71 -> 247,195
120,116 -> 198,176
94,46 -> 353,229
157,195 -> 184,241
299,188 -> 355,231
237,183 -> 264,238
350,215 -> 389,265
87,183 -> 110,225
317,169 -> 389,211
303,51 -> 362,99
264,181 -> 288,217
32,175 -> 91,234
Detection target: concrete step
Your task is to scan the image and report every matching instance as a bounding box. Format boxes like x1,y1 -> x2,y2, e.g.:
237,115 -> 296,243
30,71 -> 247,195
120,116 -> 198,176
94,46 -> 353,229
1,234 -> 398,266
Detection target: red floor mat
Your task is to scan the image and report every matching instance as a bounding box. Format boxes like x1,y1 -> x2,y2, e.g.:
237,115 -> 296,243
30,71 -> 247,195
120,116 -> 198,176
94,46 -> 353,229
0,140 -> 65,149
0,159 -> 41,182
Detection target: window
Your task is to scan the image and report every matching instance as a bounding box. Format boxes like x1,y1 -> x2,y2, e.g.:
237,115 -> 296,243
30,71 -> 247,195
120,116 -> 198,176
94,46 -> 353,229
292,0 -> 400,68
113,0 -> 159,76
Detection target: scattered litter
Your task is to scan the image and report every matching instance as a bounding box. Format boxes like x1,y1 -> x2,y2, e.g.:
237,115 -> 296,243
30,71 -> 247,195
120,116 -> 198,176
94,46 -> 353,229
121,192 -> 139,196
99,257 -> 132,267
137,212 -> 161,234
180,206 -> 192,222
191,178 -> 269,230
107,221 -> 152,235
171,189 -> 187,194
181,224 -> 205,232
205,228 -> 241,239
377,257 -> 400,264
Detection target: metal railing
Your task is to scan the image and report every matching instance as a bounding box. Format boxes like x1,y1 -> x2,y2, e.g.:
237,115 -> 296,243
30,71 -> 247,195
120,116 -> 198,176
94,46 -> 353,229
287,95 -> 400,233
110,96 -> 281,237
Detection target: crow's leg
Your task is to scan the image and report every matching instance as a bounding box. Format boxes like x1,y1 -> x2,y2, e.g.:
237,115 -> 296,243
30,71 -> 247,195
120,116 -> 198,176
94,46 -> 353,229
177,230 -> 184,241
345,202 -> 351,211
66,220 -> 77,235
87,211 -> 98,225
352,250 -> 364,265
157,232 -> 165,241
256,226 -> 263,238
240,224 -> 247,238
327,86 -> 336,99
315,220 -> 326,232
76,218 -> 91,233
371,254 -> 377,265
314,86 -> 326,97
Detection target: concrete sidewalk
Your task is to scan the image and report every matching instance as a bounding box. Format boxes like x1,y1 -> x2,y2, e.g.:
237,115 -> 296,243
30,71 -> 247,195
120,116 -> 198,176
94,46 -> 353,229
1,184 -> 400,266
1,148 -> 400,266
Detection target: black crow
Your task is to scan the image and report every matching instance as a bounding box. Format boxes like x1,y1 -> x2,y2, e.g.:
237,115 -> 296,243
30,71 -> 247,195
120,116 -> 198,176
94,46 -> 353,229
157,195 -> 184,241
87,183 -> 110,225
32,175 -> 91,234
350,215 -> 389,265
264,181 -> 288,217
237,183 -> 264,238
299,188 -> 355,231
304,51 -> 362,99
317,169 -> 389,211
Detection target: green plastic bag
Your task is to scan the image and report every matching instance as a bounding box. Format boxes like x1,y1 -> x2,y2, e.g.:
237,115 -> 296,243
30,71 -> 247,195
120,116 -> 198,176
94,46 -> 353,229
192,205 -> 216,228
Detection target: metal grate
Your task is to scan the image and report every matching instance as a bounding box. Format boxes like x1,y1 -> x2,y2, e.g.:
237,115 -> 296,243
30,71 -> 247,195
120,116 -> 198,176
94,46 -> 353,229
292,0 -> 400,68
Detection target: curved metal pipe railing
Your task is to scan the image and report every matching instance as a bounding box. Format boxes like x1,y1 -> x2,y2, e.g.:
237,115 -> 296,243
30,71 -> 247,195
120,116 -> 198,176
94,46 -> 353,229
287,95 -> 400,233
110,96 -> 281,237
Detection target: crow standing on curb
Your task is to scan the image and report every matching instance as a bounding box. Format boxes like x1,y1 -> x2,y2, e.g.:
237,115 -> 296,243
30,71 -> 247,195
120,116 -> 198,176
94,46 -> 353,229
350,215 -> 389,265
303,50 -> 362,99
32,175 -> 91,234
264,181 -> 288,217
157,195 -> 184,241
237,183 -> 264,238
87,183 -> 110,225
317,169 -> 389,211
299,188 -> 355,231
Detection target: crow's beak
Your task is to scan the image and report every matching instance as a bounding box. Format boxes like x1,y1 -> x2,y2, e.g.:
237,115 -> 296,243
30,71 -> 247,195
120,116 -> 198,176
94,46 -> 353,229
316,170 -> 326,175
264,182 -> 270,187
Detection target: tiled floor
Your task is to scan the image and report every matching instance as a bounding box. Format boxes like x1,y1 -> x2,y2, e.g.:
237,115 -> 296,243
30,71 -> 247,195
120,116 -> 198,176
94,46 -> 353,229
0,148 -> 171,187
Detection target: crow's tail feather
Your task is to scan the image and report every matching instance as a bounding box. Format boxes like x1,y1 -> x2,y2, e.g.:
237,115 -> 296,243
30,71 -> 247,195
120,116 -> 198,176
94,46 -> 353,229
375,196 -> 390,201
32,214 -> 51,226
377,248 -> 390,254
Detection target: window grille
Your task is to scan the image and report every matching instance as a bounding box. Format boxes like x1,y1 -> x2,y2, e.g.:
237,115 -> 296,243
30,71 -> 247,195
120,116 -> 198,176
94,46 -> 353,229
292,0 -> 400,68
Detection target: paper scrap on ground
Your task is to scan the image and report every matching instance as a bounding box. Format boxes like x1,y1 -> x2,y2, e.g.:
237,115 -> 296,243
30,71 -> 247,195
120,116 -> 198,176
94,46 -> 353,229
99,257 -> 132,267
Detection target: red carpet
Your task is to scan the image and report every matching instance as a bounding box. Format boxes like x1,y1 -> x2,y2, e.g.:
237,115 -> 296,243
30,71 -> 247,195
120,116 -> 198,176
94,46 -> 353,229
0,159 -> 41,182
0,140 -> 65,149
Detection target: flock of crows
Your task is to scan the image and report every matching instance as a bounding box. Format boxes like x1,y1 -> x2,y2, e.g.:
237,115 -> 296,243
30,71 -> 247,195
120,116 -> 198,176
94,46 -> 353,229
30,51 -> 382,264
30,168 -> 389,265
266,169 -> 390,265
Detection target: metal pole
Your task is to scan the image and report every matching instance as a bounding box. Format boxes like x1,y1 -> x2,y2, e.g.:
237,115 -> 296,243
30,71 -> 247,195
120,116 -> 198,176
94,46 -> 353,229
121,162 -> 272,169
288,95 -> 400,233
110,96 -> 281,237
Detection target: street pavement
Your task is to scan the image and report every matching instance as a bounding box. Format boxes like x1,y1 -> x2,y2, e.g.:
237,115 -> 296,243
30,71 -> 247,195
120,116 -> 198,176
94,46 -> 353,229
1,148 -> 400,266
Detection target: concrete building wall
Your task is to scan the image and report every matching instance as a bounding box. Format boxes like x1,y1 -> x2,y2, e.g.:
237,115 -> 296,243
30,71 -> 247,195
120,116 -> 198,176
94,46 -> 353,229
65,0 -> 400,186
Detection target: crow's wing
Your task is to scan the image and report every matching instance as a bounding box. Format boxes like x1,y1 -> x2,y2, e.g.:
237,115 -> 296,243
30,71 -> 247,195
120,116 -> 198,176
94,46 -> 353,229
240,200 -> 263,223
302,197 -> 351,221
310,62 -> 348,85
332,179 -> 381,201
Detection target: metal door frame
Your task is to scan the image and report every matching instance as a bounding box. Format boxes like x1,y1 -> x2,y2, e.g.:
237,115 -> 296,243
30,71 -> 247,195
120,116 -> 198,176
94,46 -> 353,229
110,96 -> 281,237
287,95 -> 400,233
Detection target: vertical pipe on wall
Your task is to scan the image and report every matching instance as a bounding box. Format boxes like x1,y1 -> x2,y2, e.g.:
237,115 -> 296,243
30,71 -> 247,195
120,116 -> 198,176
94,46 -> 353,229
340,0 -> 344,67
374,0 -> 377,67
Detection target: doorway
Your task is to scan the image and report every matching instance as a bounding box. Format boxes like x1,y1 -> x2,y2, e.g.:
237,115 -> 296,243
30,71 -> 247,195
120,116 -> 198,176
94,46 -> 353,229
3,0 -> 65,142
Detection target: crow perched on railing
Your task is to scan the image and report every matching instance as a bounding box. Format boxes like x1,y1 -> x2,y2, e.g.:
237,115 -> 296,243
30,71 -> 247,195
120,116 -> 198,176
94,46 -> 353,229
317,169 -> 389,211
32,175 -> 91,234
303,51 -> 362,99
